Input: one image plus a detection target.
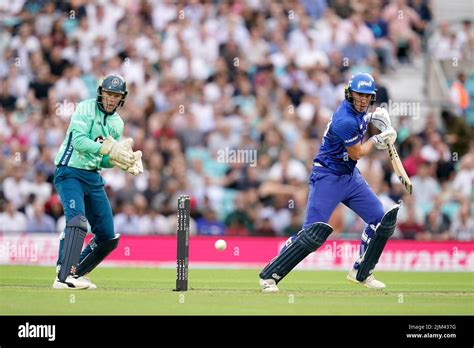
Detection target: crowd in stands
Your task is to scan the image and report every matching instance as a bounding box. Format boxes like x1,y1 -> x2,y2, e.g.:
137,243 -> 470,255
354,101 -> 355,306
0,0 -> 472,240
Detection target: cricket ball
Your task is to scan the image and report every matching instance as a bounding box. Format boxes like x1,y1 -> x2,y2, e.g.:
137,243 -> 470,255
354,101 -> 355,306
214,239 -> 227,251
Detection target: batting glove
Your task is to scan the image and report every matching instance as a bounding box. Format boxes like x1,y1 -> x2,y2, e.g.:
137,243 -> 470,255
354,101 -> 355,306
370,128 -> 397,150
365,107 -> 392,132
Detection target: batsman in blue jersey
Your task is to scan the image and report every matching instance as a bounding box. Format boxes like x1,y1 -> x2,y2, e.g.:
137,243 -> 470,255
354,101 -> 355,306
260,72 -> 400,292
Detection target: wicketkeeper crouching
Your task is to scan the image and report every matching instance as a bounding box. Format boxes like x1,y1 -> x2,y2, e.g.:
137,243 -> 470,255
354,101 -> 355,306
52,75 -> 143,289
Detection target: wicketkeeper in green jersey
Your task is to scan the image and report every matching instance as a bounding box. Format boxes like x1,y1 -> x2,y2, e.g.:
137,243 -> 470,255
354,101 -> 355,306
52,75 -> 143,289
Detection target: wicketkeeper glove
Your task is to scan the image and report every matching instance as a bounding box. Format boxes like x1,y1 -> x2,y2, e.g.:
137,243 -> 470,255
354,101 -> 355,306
108,138 -> 144,176
370,128 -> 397,150
127,150 -> 143,176
99,136 -> 136,167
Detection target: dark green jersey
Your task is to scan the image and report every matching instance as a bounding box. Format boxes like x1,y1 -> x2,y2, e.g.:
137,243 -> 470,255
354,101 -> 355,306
55,99 -> 124,170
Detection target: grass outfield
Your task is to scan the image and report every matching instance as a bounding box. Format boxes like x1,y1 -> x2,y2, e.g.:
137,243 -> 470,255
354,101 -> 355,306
0,265 -> 472,315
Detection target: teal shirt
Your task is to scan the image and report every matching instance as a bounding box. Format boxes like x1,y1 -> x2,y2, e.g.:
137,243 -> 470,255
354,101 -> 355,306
54,99 -> 124,170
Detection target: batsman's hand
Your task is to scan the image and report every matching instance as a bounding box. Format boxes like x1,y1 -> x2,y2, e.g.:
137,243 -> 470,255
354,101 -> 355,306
99,136 -> 136,167
370,128 -> 397,150
365,107 -> 392,132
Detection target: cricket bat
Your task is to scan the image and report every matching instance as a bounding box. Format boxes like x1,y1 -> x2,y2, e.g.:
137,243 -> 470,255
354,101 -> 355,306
387,143 -> 413,194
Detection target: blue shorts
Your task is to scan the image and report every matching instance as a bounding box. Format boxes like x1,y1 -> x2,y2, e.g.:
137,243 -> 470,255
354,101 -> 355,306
303,165 -> 384,229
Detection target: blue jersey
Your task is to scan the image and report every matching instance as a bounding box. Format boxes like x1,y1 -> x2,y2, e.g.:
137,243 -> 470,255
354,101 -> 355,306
315,100 -> 368,174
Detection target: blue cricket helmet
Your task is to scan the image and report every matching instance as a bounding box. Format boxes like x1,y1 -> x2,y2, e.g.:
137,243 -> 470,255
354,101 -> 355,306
345,72 -> 377,106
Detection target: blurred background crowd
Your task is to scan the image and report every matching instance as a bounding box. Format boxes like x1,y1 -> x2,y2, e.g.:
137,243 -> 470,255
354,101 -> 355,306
0,0 -> 473,240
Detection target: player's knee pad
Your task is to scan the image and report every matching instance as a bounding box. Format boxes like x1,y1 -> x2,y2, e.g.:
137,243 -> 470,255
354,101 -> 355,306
58,215 -> 88,282
356,204 -> 400,282
260,222 -> 333,284
75,234 -> 120,277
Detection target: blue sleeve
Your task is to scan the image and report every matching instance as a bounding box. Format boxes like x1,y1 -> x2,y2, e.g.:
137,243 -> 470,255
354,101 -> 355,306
332,117 -> 360,147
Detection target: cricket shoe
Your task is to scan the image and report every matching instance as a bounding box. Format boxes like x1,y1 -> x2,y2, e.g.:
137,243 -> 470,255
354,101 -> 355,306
74,275 -> 97,289
259,279 -> 279,293
347,268 -> 386,290
52,275 -> 91,290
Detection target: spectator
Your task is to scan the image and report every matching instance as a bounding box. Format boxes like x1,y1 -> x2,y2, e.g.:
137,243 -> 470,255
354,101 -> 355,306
402,137 -> 425,177
397,193 -> 424,239
420,132 -> 451,164
28,64 -> 53,103
428,20 -> 461,60
9,22 -> 41,75
254,215 -> 277,237
44,193 -> 63,222
267,150 -> 308,184
34,147 -> 56,182
225,192 -> 254,236
0,78 -> 17,111
328,0 -> 353,19
283,213 -> 302,237
450,200 -> 474,241
340,31 -> 372,67
421,198 -> 451,241
133,193 -> 154,235
50,19 -> 68,48
52,65 -> 88,103
449,72 -> 470,118
29,171 -> 52,203
147,208 -> 172,235
383,0 -> 422,62
114,203 -> 141,235
26,200 -> 56,233
143,171 -> 162,208
2,165 -> 31,210
196,208 -> 226,236
258,197 -> 292,237
0,201 -> 27,233
441,109 -> 471,158
420,132 -> 454,181
410,161 -> 440,207
458,20 -> 474,60
451,148 -> 474,200
410,0 -> 433,38
70,16 -> 96,50
46,46 -> 70,80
